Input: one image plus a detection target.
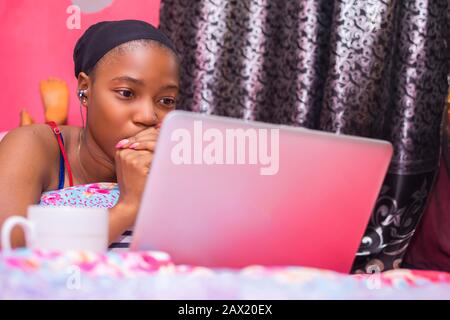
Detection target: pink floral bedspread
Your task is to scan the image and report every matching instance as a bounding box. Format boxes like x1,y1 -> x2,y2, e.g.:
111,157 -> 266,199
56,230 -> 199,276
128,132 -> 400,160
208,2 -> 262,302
1,249 -> 450,299
1,183 -> 449,299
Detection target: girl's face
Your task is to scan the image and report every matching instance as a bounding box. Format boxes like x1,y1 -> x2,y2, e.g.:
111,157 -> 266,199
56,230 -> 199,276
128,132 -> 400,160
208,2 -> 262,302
79,44 -> 180,159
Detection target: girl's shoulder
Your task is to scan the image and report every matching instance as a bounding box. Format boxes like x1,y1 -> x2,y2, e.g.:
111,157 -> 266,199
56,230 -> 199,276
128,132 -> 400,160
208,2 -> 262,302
0,124 -> 79,189
1,124 -> 54,152
1,124 -> 78,150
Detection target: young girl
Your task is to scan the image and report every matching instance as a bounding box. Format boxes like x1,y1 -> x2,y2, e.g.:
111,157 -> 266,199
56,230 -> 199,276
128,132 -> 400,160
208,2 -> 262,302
0,20 -> 180,248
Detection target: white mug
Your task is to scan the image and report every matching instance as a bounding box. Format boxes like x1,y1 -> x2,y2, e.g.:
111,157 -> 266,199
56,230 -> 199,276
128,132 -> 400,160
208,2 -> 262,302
1,205 -> 108,253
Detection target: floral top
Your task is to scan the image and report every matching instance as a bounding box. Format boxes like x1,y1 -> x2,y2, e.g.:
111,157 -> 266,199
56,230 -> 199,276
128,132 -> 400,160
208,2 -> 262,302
39,183 -> 119,208
39,183 -> 131,250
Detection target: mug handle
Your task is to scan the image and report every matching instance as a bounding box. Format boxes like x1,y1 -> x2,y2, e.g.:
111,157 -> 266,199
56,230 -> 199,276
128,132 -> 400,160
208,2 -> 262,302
1,216 -> 35,252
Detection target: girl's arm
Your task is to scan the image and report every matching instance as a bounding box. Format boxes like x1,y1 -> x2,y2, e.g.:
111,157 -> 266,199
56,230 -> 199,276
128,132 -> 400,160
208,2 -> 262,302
108,201 -> 138,244
0,126 -> 51,248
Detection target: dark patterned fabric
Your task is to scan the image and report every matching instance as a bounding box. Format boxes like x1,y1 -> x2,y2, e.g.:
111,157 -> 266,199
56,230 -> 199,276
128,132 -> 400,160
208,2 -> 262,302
159,0 -> 450,273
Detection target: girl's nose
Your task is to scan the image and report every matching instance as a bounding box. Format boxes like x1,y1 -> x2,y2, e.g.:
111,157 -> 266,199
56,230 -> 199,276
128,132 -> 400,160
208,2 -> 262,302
134,103 -> 159,127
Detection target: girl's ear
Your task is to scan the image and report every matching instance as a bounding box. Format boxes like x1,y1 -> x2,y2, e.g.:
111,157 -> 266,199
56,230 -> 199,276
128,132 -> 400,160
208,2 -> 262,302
77,72 -> 91,107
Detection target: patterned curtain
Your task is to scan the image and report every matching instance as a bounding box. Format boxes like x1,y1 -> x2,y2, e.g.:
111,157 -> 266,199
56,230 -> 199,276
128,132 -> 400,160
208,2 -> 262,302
159,0 -> 450,273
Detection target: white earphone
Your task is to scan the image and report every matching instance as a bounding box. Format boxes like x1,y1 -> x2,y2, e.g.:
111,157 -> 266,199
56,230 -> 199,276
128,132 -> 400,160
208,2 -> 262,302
78,89 -> 87,101
78,89 -> 87,128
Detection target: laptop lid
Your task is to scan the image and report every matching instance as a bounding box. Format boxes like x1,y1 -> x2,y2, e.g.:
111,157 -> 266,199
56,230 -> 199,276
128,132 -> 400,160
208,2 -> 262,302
131,111 -> 393,273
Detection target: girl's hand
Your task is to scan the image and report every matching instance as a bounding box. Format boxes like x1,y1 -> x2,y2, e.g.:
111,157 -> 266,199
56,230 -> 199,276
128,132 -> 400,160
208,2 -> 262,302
113,127 -> 160,213
115,125 -> 160,152
114,148 -> 153,211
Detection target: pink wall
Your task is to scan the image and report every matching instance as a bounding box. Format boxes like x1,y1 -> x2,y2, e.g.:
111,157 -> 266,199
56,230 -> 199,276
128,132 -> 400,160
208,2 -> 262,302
0,0 -> 161,132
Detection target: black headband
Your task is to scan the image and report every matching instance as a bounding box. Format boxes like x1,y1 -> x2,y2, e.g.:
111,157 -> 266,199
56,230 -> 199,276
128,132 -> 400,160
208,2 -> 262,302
73,19 -> 176,78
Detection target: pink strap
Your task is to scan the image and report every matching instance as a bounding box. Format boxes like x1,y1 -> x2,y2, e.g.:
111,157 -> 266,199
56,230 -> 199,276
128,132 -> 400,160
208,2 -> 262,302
46,121 -> 74,187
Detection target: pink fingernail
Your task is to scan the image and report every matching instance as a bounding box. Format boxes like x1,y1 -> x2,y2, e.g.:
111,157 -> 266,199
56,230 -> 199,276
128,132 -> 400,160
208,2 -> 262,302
115,139 -> 129,148
129,142 -> 140,149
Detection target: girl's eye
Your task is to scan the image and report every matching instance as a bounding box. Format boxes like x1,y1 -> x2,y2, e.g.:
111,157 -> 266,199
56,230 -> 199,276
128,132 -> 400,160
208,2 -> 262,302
159,97 -> 176,108
116,89 -> 134,99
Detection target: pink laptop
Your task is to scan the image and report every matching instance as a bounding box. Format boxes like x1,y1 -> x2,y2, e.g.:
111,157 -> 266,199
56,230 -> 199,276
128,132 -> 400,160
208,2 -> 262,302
131,111 -> 393,273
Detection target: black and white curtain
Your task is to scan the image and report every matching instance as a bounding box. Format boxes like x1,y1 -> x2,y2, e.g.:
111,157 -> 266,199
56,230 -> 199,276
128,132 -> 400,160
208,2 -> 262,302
159,0 -> 450,273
